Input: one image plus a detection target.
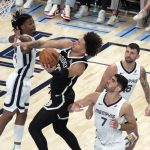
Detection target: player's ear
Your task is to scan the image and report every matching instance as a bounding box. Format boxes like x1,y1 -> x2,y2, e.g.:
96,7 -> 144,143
20,24 -> 24,30
81,48 -> 86,54
136,54 -> 140,59
116,85 -> 122,92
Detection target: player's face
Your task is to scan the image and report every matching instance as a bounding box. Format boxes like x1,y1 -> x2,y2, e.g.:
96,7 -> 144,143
105,76 -> 119,92
21,18 -> 36,36
72,37 -> 86,53
125,47 -> 139,63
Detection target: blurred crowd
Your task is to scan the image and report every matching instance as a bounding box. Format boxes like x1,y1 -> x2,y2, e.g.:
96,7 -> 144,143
15,0 -> 150,31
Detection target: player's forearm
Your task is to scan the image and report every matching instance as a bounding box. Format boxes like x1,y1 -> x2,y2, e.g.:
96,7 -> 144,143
28,40 -> 41,48
144,85 -> 150,104
77,99 -> 93,108
95,85 -> 105,92
142,82 -> 150,104
120,122 -> 137,133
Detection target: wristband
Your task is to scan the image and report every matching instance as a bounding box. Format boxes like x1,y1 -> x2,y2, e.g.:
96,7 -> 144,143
117,124 -> 121,130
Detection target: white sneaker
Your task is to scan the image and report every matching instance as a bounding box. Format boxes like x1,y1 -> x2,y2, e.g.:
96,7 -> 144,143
96,10 -> 105,24
145,25 -> 150,32
125,132 -> 138,148
44,1 -> 52,12
23,0 -> 34,9
135,19 -> 144,28
46,4 -> 59,19
15,0 -> 24,6
74,5 -> 89,18
107,15 -> 119,26
133,9 -> 147,21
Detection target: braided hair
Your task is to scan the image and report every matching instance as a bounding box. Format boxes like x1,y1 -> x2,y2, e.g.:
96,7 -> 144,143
11,10 -> 32,34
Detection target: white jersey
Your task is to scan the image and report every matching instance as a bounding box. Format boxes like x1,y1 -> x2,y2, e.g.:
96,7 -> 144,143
116,61 -> 140,100
4,35 -> 36,113
94,92 -> 126,146
13,34 -> 36,78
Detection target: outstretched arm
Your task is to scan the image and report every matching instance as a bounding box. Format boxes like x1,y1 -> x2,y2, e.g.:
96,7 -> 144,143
68,92 -> 100,112
140,67 -> 150,116
19,39 -> 73,54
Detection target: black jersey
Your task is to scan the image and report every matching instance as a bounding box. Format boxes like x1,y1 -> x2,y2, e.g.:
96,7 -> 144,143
50,48 -> 87,97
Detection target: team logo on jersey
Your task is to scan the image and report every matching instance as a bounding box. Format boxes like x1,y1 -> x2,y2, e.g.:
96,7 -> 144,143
133,69 -> 138,75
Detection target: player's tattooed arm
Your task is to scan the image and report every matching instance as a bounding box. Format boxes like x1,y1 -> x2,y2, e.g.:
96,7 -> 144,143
140,67 -> 150,104
140,67 -> 150,116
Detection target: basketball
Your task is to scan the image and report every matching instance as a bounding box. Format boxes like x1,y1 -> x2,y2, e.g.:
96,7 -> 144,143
39,48 -> 59,67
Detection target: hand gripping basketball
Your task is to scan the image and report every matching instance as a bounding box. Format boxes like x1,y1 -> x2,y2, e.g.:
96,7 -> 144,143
39,48 -> 59,68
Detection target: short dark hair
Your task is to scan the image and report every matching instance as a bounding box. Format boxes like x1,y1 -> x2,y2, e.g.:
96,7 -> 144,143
11,10 -> 32,32
84,32 -> 103,56
115,74 -> 128,92
127,43 -> 140,54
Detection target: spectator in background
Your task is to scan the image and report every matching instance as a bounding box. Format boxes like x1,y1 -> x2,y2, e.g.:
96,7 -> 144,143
74,0 -> 91,18
15,0 -> 34,9
15,0 -> 53,11
75,0 -> 111,24
133,0 -> 150,31
46,0 -> 76,21
44,0 -> 53,12
106,0 -> 120,26
96,0 -> 111,24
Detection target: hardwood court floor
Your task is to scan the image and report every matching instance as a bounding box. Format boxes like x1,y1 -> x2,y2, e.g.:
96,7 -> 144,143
0,1 -> 150,149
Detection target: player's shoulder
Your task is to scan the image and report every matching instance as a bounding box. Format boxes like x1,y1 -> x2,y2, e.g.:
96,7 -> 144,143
140,65 -> 146,73
106,63 -> 117,73
121,101 -> 133,112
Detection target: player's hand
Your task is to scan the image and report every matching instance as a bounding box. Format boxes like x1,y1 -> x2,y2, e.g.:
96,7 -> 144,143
110,119 -> 119,129
68,102 -> 83,112
13,42 -> 31,54
145,104 -> 150,116
41,64 -> 56,73
85,105 -> 93,120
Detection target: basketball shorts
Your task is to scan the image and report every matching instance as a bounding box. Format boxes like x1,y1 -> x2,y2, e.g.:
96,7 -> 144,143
4,72 -> 31,113
94,137 -> 125,150
43,93 -> 74,120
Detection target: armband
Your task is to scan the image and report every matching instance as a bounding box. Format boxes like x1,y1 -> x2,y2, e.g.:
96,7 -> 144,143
51,68 -> 69,78
0,36 -> 10,43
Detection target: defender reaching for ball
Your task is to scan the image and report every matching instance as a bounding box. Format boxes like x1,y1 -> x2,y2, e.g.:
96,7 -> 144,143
18,32 -> 102,150
0,11 -> 36,150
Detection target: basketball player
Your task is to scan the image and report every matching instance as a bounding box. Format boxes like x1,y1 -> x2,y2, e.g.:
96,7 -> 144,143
17,32 -> 102,150
0,11 -> 36,150
96,43 -> 150,109
68,74 -> 138,150
86,43 -> 150,150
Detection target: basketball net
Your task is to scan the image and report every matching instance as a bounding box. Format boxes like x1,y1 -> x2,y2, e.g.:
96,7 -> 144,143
0,0 -> 15,21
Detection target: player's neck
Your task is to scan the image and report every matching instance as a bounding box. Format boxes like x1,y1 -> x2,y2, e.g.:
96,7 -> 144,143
122,60 -> 136,72
70,50 -> 85,57
105,92 -> 121,105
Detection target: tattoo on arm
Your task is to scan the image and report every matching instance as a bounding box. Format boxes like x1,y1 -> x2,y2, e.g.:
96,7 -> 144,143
140,68 -> 150,104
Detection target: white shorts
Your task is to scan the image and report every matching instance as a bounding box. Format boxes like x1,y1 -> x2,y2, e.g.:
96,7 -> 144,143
94,137 -> 125,150
4,72 -> 31,113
